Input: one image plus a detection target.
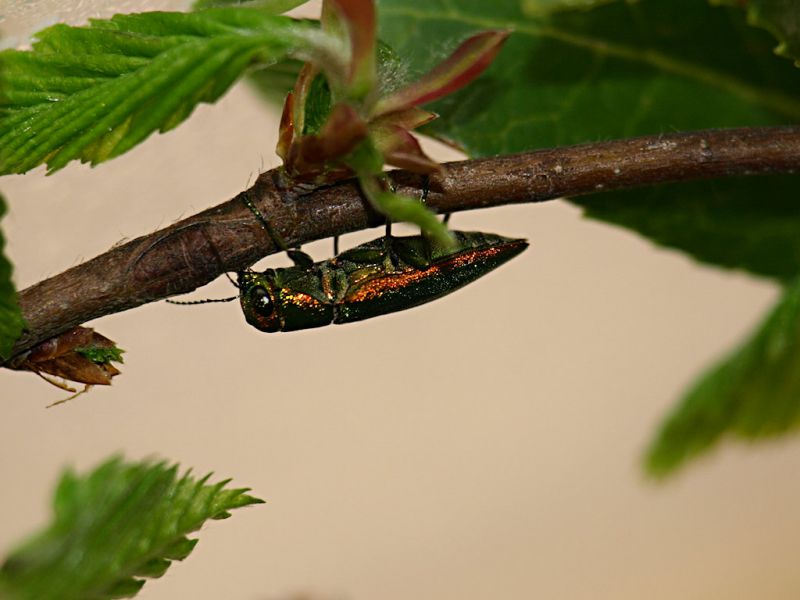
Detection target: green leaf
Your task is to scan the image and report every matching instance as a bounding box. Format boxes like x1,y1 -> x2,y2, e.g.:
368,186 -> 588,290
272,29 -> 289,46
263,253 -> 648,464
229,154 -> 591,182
379,0 -> 800,152
193,0 -> 308,11
646,278 -> 800,476
378,0 -> 800,281
0,192 -> 24,360
75,344 -> 126,365
576,176 -> 800,283
0,457 -> 264,600
0,9 -> 316,174
715,0 -> 800,67
302,72 -> 333,135
522,0 -> 617,14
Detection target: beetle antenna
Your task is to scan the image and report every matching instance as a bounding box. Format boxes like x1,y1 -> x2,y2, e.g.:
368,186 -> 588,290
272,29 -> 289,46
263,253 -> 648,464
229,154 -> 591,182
166,296 -> 238,305
222,270 -> 239,289
164,225 -> 241,306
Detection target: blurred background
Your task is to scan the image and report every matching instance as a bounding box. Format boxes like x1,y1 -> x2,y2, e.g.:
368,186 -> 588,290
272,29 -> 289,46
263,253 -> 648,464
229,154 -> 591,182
2,2 -> 800,599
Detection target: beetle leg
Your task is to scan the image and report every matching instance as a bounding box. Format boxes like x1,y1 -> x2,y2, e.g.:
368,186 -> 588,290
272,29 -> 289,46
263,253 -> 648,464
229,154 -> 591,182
35,371 -> 77,393
46,384 -> 92,408
241,191 -> 313,267
421,174 -> 430,203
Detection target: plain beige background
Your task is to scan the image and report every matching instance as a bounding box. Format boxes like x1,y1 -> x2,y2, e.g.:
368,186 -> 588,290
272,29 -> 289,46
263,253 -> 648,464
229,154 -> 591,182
2,2 -> 800,599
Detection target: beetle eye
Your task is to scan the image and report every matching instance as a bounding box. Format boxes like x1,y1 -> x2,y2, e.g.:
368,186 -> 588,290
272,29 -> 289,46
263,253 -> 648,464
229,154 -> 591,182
251,286 -> 273,316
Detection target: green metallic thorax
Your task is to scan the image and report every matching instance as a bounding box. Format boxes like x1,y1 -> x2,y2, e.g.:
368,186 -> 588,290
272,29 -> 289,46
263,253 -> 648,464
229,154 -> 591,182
238,231 -> 528,332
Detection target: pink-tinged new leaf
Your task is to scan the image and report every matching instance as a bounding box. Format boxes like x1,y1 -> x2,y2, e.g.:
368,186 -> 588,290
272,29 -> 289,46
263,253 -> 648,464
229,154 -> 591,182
276,90 -> 296,162
373,30 -> 510,116
376,125 -> 442,173
329,0 -> 376,97
320,0 -> 341,32
300,102 -> 368,164
278,63 -> 319,172
370,107 -> 438,133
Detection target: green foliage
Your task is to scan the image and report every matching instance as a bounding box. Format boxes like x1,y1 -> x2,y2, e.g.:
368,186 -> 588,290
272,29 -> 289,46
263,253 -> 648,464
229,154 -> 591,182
379,0 -> 800,153
577,176 -> 800,283
193,0 -> 307,11
75,344 -> 125,365
0,192 -> 24,360
378,0 -> 800,281
0,457 -> 263,600
302,73 -> 333,136
378,0 -> 800,473
646,278 -> 800,476
715,0 -> 800,66
521,0 -> 617,15
0,8 -> 315,174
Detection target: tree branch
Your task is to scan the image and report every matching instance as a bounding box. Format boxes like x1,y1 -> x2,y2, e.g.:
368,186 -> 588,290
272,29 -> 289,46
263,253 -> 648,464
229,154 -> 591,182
6,126 -> 800,361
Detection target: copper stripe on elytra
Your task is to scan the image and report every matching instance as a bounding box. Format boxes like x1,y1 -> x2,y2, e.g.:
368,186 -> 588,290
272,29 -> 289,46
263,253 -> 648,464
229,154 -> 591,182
344,245 -> 506,303
281,291 -> 322,309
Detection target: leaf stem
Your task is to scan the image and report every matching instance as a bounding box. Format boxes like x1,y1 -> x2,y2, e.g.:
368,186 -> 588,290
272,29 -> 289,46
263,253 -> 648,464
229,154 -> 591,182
4,125 -> 800,363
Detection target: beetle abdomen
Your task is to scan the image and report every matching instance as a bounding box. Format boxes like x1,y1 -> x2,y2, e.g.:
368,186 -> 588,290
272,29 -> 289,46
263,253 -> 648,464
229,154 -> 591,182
333,235 -> 528,324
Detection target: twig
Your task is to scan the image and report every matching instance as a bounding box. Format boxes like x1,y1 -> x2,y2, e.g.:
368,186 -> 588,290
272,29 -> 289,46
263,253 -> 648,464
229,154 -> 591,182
5,126 -> 800,361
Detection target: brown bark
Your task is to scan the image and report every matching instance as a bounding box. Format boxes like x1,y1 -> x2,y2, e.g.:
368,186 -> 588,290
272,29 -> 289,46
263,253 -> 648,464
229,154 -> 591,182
6,126 -> 800,361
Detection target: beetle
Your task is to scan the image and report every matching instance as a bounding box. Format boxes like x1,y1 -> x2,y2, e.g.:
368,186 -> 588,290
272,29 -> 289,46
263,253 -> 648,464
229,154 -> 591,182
169,189 -> 528,331
237,230 -> 528,332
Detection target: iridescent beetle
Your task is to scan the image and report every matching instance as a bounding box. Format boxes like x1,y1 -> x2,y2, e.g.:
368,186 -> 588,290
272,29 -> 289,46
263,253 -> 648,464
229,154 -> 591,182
239,229 -> 527,332
170,190 -> 528,332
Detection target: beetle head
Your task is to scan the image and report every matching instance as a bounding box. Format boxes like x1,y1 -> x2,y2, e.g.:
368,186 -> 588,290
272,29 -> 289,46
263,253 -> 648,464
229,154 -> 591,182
237,271 -> 282,333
